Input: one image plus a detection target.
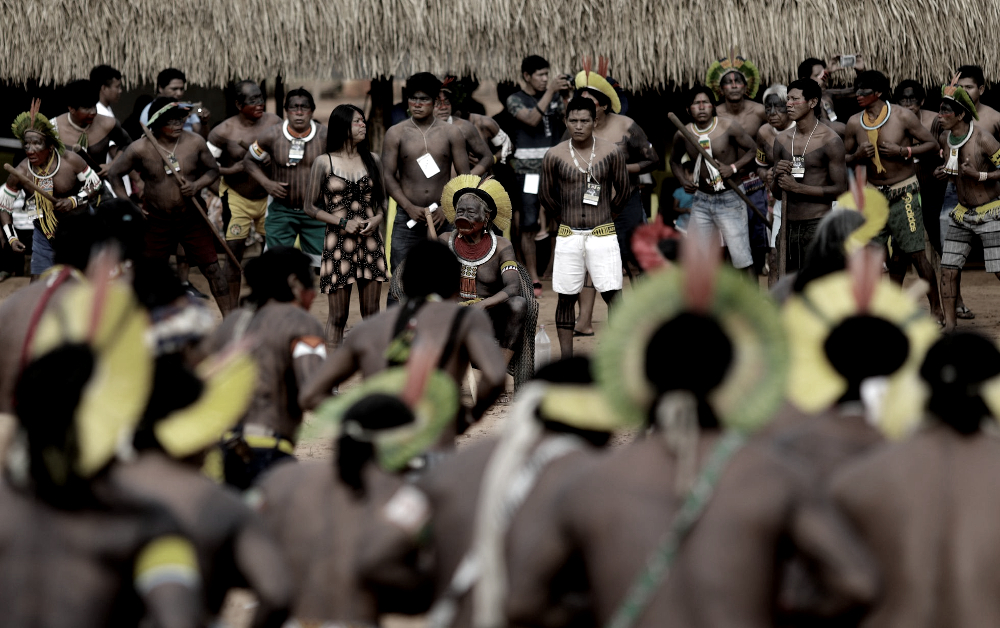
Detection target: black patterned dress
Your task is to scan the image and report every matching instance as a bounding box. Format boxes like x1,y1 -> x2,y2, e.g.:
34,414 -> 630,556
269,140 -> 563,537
319,162 -> 388,293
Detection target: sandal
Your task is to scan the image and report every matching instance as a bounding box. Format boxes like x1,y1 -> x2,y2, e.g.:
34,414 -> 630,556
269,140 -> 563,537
533,282 -> 543,298
956,305 -> 976,320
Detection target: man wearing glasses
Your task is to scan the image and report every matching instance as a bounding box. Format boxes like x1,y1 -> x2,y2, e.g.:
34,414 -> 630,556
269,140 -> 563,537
770,79 -> 848,271
843,70 -> 942,321
243,88 -> 328,269
381,72 -> 474,277
208,80 -> 282,305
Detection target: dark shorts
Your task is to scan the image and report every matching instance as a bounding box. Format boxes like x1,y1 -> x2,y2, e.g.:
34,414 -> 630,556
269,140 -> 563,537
487,297 -> 527,350
786,217 -> 822,272
874,176 -> 925,254
144,209 -> 219,267
264,200 -> 325,266
516,173 -> 541,231
615,190 -> 647,269
221,436 -> 295,490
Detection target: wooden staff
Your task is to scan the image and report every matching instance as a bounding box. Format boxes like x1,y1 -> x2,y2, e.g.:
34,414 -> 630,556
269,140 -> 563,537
776,191 -> 788,278
667,112 -> 772,228
4,163 -> 58,204
139,122 -> 242,273
425,208 -> 438,239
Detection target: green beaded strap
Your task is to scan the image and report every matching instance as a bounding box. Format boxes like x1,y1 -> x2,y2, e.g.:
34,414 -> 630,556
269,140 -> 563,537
605,430 -> 748,628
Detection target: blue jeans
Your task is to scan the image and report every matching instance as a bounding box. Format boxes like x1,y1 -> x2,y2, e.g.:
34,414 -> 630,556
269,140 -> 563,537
30,221 -> 55,275
691,190 -> 753,269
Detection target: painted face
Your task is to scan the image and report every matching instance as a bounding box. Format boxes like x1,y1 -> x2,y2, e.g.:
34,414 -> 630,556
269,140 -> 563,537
350,111 -> 367,143
69,105 -> 98,126
525,68 -> 550,93
764,95 -> 789,127
786,89 -> 814,122
579,89 -> 609,116
566,108 -> 595,141
22,131 -> 51,166
810,64 -> 828,89
158,115 -> 186,140
160,79 -> 186,99
937,102 -> 963,130
855,87 -> 878,108
720,72 -> 747,101
285,96 -> 313,132
898,87 -> 921,115
957,78 -> 982,105
408,90 -> 434,120
434,93 -> 452,121
689,92 -> 714,124
454,195 -> 489,236
238,85 -> 265,120
102,78 -> 123,105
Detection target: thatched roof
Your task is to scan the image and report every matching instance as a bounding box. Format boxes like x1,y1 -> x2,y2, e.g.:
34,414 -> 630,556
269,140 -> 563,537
3,0 -> 997,89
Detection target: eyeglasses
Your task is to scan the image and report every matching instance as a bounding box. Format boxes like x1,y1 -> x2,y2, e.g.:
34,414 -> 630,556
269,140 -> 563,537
408,96 -> 433,104
286,105 -> 312,112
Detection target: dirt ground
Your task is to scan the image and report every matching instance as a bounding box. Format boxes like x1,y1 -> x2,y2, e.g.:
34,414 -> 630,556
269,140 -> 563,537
2,258 -> 994,627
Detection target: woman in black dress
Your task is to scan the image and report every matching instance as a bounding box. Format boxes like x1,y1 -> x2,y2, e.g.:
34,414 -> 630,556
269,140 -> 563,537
306,104 -> 388,348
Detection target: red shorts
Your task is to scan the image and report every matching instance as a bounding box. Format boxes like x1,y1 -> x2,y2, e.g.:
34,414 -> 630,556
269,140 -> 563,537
144,208 -> 219,266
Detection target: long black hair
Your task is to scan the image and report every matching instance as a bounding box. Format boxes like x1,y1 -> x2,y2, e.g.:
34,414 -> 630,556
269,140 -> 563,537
337,393 -> 415,497
326,104 -> 384,206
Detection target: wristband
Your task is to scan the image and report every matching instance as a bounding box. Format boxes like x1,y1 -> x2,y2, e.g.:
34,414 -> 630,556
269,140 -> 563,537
730,164 -> 738,176
907,146 -> 912,159
981,172 -> 989,182
69,196 -> 78,209
338,217 -> 348,229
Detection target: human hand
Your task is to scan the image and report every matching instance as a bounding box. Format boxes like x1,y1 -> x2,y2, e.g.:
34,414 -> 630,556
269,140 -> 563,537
774,160 -> 793,177
179,179 -> 196,197
431,208 -> 447,229
877,141 -> 902,157
960,160 -> 980,179
548,74 -> 571,94
933,165 -> 950,180
860,143 -> 877,159
54,198 -> 76,212
344,218 -> 362,234
360,215 -> 381,236
10,239 -> 24,253
777,174 -> 799,192
196,106 -> 211,121
263,180 -> 289,198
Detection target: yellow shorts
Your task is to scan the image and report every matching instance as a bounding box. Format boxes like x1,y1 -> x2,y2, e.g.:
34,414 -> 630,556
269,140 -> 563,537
221,179 -> 268,240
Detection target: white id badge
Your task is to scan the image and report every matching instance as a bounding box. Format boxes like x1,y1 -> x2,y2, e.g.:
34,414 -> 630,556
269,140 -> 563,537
287,139 -> 305,165
416,153 -> 441,178
523,173 -> 540,194
583,182 -> 601,206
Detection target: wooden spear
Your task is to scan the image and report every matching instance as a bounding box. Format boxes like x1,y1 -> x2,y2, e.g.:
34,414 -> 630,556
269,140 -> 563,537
4,163 -> 58,204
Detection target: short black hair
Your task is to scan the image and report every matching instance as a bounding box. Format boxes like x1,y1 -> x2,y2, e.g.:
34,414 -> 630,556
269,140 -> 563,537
64,80 -> 99,109
89,65 -> 121,88
787,78 -> 822,104
521,55 -> 550,77
566,96 -> 597,120
156,68 -> 186,90
244,247 -> 314,306
687,85 -> 716,109
234,80 -> 260,104
921,332 -> 1000,435
940,98 -> 973,123
146,96 -> 189,130
797,57 -> 826,80
893,79 -> 926,103
401,240 -> 459,299
957,65 -> 985,88
284,87 -> 315,111
405,72 -> 442,101
856,70 -> 891,97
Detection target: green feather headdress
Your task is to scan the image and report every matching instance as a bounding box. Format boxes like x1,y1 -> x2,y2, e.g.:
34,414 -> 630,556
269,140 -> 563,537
11,99 -> 65,154
706,48 -> 760,100
942,72 -> 979,121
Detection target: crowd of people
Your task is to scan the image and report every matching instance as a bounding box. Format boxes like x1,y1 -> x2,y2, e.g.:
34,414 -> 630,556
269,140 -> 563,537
0,48 -> 999,628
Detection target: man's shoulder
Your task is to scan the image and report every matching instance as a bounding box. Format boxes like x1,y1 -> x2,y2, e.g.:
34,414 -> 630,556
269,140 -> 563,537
63,150 -> 88,172
180,130 -> 207,148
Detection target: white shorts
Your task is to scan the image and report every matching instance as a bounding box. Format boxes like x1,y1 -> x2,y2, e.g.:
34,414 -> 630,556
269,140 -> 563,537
552,228 -> 623,294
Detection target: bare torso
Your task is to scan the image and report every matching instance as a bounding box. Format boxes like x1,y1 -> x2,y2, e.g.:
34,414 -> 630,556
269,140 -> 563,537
209,113 -> 282,198
540,138 -> 630,227
773,123 -> 848,220
53,113 -> 129,165
719,99 -> 768,145
108,132 -> 216,216
384,118 -> 469,208
937,125 -> 1000,207
845,103 -> 931,186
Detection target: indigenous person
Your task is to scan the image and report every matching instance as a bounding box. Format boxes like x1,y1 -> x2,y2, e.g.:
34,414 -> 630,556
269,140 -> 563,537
797,55 -> 858,136
756,84 -> 794,251
769,208 -> 864,303
2,102 -> 102,277
832,332 -> 1000,628
771,79 -> 849,271
299,240 -> 506,438
506,243 -> 875,628
0,278 -> 202,628
110,282 -> 292,626
573,60 -> 659,334
540,97 -> 630,358
938,65 -> 1000,320
844,70 -> 942,321
106,97 -> 231,313
382,73 -> 476,279
207,80 -> 282,305
202,248 -> 326,489
306,104 -> 388,348
255,373 -> 458,626
934,82 -> 1000,333
438,174 -> 526,365
434,80 -> 514,166
669,86 -> 757,271
244,87 -> 328,269
709,52 -> 770,276
433,83 -> 494,173
140,68 -> 210,136
358,358 -> 620,628
53,79 -> 132,172
507,55 -> 571,296
895,80 -> 947,252
90,64 -> 123,118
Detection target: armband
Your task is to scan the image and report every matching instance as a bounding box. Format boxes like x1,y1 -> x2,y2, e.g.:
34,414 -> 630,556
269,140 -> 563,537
991,147 -> 1000,168
69,196 -> 79,209
76,166 -> 101,194
755,148 -> 769,167
207,142 -> 223,159
0,185 -> 17,214
4,224 -> 17,243
134,535 -> 200,595
501,260 -> 519,274
491,129 -> 509,147
291,335 -> 327,360
248,141 -> 268,162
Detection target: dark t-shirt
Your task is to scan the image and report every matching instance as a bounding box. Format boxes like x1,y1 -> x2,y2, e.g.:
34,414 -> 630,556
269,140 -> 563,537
506,91 -> 565,174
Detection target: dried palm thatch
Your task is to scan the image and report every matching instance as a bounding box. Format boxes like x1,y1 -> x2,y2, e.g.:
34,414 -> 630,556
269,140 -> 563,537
1,0 -> 998,89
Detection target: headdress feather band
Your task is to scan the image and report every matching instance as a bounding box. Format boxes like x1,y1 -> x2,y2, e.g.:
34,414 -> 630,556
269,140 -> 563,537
706,50 -> 760,100
11,100 -> 64,154
941,73 -> 979,121
574,55 -> 622,114
440,174 -> 513,232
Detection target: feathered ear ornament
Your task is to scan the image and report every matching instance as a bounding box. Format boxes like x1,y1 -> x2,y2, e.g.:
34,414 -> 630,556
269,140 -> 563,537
29,98 -> 41,127
681,224 -> 721,314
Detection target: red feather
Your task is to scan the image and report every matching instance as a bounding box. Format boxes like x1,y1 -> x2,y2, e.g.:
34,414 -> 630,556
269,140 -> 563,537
29,98 -> 41,127
848,246 -> 883,313
582,56 -> 592,83
598,55 -> 609,78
